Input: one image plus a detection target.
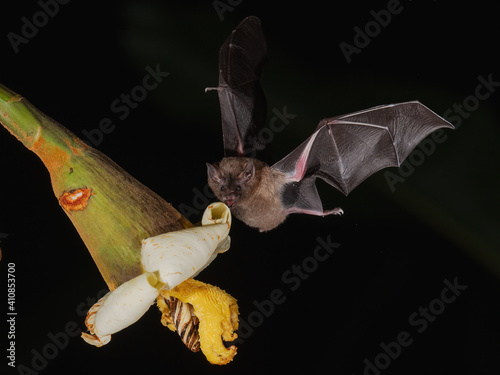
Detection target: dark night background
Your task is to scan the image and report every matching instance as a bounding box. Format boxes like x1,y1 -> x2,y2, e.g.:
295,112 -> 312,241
1,1 -> 499,374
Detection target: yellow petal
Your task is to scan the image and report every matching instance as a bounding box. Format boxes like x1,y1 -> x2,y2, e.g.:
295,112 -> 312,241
158,278 -> 239,365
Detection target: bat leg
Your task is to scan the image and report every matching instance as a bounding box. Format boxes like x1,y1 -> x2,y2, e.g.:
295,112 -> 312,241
281,178 -> 344,219
323,207 -> 344,216
286,206 -> 344,217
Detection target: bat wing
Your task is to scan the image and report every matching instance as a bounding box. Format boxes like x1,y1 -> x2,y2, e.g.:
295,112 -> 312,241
206,16 -> 267,157
272,101 -> 454,214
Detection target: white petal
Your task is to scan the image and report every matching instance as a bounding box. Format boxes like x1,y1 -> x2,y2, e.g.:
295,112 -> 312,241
202,202 -> 232,226
83,272 -> 159,345
141,202 -> 231,289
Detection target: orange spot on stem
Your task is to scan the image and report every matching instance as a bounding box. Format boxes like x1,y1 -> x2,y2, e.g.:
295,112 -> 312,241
59,187 -> 92,211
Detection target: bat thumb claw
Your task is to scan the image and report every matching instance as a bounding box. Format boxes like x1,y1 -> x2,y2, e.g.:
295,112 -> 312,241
205,86 -> 219,93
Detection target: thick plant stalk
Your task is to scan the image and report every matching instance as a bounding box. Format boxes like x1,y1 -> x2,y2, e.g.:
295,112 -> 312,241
0,83 -> 190,289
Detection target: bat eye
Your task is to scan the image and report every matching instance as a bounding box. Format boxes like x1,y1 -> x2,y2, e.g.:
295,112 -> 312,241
220,186 -> 226,191
236,185 -> 241,191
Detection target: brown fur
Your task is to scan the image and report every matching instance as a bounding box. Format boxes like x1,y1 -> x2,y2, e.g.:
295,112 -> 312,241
207,157 -> 288,231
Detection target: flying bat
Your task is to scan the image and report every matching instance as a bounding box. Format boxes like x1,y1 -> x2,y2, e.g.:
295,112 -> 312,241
206,16 -> 454,231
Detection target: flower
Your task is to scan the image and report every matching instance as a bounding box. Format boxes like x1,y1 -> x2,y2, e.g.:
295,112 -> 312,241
81,202 -> 239,364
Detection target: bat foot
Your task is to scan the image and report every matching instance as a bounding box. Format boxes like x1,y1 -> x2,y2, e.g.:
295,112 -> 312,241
324,207 -> 344,216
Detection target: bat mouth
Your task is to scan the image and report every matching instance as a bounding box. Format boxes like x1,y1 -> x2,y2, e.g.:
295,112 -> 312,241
222,194 -> 237,208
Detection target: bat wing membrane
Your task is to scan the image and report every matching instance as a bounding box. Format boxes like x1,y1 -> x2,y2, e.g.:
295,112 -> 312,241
273,101 -> 454,212
209,16 -> 267,156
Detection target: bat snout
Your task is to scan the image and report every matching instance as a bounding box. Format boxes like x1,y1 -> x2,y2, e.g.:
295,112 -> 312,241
222,193 -> 237,208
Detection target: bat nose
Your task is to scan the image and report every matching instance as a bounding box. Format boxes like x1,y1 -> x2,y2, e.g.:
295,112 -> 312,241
223,193 -> 237,207
224,193 -> 236,201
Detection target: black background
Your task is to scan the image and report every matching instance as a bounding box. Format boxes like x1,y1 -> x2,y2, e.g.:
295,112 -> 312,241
1,1 -> 499,374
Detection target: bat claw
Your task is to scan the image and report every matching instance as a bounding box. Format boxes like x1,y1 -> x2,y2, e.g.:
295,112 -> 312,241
325,207 -> 343,216
205,86 -> 219,93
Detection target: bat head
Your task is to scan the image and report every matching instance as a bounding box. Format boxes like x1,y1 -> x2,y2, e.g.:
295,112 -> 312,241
206,157 -> 256,208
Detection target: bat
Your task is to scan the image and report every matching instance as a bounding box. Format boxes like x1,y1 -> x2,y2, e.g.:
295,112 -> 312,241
206,16 -> 454,232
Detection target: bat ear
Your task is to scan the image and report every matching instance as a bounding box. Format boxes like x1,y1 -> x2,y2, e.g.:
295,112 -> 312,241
241,159 -> 255,182
206,163 -> 222,183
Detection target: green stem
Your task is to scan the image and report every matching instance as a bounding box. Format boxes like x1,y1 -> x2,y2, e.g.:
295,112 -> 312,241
0,83 -> 191,289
